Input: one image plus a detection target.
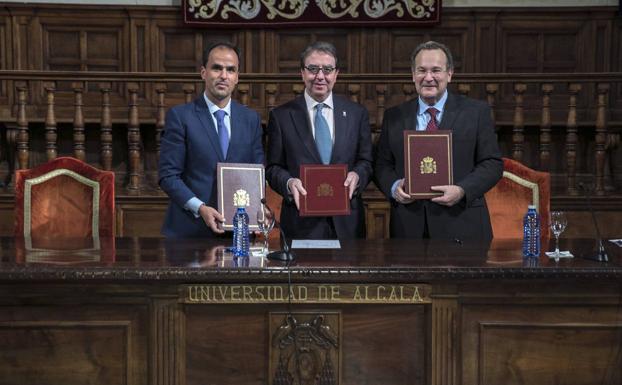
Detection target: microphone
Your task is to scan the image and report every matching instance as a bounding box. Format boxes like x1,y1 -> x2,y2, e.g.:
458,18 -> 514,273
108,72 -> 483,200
578,183 -> 608,262
260,198 -> 295,261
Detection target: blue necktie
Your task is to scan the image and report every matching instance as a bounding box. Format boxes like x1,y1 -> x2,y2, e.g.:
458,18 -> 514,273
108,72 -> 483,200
214,109 -> 229,158
314,103 -> 332,164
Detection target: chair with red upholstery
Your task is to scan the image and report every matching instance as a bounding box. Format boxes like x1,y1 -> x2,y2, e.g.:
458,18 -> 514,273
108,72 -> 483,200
484,158 -> 551,240
14,157 -> 115,262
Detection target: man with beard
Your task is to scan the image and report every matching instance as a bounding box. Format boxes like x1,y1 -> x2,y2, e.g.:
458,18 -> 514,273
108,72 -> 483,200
159,41 -> 264,237
374,41 -> 502,240
266,41 -> 373,239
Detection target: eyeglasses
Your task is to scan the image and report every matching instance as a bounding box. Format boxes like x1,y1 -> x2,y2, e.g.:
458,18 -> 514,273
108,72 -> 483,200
303,65 -> 337,75
414,68 -> 447,78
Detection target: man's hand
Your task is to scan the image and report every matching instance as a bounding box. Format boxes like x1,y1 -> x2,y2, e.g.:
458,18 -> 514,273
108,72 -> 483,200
393,178 -> 416,204
199,204 -> 225,233
343,171 -> 359,199
430,185 -> 465,207
287,178 -> 307,210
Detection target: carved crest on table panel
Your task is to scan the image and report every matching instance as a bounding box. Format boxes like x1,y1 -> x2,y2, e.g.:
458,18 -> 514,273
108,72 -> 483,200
269,312 -> 340,385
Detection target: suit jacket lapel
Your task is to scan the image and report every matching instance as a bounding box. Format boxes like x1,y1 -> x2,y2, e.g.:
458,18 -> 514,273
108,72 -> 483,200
439,92 -> 459,131
290,97 -> 323,163
228,101 -> 244,161
332,97 -> 348,164
194,97 -> 225,161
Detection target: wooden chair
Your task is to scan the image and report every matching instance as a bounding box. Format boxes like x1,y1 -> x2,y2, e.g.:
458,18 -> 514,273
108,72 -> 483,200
14,157 -> 115,261
485,158 -> 551,240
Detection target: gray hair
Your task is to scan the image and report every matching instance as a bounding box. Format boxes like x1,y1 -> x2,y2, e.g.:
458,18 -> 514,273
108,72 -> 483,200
300,41 -> 339,69
410,41 -> 454,71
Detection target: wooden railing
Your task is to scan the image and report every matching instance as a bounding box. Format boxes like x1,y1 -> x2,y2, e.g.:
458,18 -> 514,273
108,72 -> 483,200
0,70 -> 620,196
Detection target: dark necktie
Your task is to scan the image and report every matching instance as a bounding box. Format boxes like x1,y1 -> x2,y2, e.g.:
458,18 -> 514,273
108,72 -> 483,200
214,109 -> 229,158
314,103 -> 332,164
426,107 -> 439,131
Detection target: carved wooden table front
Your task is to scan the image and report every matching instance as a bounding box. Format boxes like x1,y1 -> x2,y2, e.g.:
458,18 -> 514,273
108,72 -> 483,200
0,237 -> 621,385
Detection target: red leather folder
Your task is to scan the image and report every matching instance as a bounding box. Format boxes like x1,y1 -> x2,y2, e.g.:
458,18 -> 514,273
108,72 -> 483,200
217,163 -> 265,230
403,130 -> 453,199
299,164 -> 350,217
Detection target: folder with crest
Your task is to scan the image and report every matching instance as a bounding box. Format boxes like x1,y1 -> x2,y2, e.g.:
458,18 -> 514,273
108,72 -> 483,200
403,130 -> 453,199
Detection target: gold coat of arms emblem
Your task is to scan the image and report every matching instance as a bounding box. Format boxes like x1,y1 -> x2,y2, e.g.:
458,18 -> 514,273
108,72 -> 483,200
317,183 -> 334,197
233,189 -> 250,207
420,156 -> 437,174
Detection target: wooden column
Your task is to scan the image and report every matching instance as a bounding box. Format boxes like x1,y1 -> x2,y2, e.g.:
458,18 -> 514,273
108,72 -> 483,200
292,84 -> 304,98
431,297 -> 458,385
15,81 -> 29,170
594,83 -> 609,196
72,82 -> 86,161
265,84 -> 277,114
183,84 -> 195,104
565,83 -> 581,196
375,85 -> 386,129
539,83 -> 554,170
43,81 -> 57,161
127,83 -> 141,191
512,83 -> 527,162
458,84 -> 470,97
237,83 -> 249,106
155,83 -> 167,163
485,83 -> 498,126
100,83 -> 113,170
403,84 -> 415,101
348,84 -> 360,104
150,297 -> 184,385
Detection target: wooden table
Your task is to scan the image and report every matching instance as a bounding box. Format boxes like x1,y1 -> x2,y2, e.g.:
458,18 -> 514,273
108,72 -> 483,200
0,237 -> 621,385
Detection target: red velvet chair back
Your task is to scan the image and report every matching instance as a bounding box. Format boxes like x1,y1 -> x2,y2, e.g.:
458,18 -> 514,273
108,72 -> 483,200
484,158 -> 550,240
14,157 -> 115,238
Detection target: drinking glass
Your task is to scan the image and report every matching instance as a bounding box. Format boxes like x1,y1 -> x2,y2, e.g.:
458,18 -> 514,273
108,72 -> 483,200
550,211 -> 567,257
256,206 -> 275,254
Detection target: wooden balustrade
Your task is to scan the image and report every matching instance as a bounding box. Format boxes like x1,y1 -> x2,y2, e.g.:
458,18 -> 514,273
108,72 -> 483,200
0,70 -> 620,196
72,82 -> 85,161
539,83 -> 553,171
100,83 -> 113,171
566,83 -> 581,196
43,81 -> 57,161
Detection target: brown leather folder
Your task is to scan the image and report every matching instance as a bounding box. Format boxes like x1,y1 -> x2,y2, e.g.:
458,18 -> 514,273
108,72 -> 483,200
217,163 -> 265,230
403,130 -> 453,199
299,164 -> 350,217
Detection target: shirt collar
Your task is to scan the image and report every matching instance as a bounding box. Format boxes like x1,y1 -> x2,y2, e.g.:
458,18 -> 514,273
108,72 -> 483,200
204,93 -> 232,116
304,90 -> 334,111
418,90 -> 448,116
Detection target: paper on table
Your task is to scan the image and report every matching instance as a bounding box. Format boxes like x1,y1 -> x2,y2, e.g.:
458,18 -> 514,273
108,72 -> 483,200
291,239 -> 341,249
609,239 -> 622,247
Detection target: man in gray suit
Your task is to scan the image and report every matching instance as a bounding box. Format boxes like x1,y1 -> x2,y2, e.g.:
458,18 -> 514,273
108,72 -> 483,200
374,41 -> 502,240
266,41 -> 373,239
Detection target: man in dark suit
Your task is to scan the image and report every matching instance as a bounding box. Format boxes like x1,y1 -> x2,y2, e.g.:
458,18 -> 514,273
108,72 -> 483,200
374,41 -> 502,240
159,42 -> 264,237
266,41 -> 373,239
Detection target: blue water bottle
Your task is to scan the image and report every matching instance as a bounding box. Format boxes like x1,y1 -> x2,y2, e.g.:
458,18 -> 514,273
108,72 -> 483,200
522,205 -> 541,258
232,206 -> 250,257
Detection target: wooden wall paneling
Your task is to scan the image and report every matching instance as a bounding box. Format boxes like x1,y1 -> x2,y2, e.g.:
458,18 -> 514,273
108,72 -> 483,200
460,285 -> 622,385
0,301 -> 149,385
116,200 -> 168,237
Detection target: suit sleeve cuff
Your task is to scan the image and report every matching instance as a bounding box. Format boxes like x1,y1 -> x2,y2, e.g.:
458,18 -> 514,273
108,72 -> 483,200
185,197 -> 204,218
